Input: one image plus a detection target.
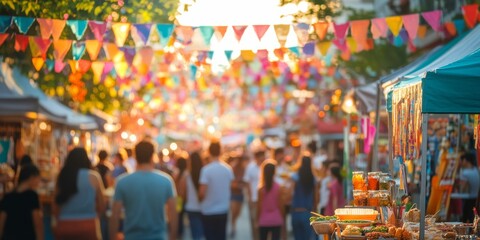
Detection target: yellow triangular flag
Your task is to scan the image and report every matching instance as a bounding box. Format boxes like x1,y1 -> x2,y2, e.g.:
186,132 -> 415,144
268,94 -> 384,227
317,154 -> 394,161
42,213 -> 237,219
91,61 -> 105,83
385,16 -> 403,36
103,43 -> 123,62
317,41 -> 331,56
112,23 -> 131,47
68,60 -> 78,73
346,37 -> 359,53
114,61 -> 128,78
32,57 -> 45,71
274,25 -> 291,47
241,50 -> 256,62
85,40 -> 102,61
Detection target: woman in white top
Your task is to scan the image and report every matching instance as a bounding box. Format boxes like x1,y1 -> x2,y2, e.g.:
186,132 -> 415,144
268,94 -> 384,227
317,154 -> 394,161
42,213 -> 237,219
179,151 -> 204,240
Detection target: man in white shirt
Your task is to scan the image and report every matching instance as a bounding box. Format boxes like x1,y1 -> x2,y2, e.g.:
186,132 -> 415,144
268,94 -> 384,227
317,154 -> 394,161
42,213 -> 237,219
199,141 -> 234,240
244,149 -> 265,240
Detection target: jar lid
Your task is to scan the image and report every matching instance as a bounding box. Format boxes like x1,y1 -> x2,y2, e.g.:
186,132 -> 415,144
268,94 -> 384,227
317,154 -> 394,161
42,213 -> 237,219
368,172 -> 380,175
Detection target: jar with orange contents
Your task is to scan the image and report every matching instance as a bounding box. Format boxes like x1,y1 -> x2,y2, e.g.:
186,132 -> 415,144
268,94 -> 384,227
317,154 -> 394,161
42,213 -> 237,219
352,171 -> 366,191
353,190 -> 368,206
367,172 -> 380,190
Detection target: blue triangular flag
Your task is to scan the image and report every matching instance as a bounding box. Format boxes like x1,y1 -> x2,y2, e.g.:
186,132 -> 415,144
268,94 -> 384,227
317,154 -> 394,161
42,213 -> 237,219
303,41 -> 315,56
224,50 -> 233,60
453,19 -> 465,34
289,47 -> 300,57
0,16 -> 12,33
13,16 -> 35,34
67,20 -> 88,40
156,24 -> 174,47
199,26 -> 214,45
393,35 -> 404,47
72,41 -> 86,60
46,59 -> 54,71
207,51 -> 214,60
190,64 -> 197,80
133,23 -> 152,45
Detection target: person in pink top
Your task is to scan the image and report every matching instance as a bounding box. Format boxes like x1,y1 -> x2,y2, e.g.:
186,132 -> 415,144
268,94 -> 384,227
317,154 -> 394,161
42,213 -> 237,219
324,165 -> 345,216
257,160 -> 284,240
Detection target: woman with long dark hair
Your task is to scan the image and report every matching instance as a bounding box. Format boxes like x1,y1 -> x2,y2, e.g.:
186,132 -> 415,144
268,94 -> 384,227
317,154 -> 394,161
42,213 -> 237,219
174,155 -> 188,237
324,165 -> 344,216
257,160 -> 283,240
53,147 -> 105,240
289,155 -> 319,240
180,151 -> 204,240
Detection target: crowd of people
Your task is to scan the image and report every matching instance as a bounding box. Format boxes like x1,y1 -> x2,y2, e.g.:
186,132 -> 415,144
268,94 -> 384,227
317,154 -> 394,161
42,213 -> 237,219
0,137 -> 347,240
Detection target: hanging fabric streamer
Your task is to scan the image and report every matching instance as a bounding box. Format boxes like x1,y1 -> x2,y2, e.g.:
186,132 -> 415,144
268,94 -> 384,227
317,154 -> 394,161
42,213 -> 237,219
0,33 -> 8,47
453,19 -> 466,34
45,59 -> 54,71
333,22 -> 349,39
371,18 -> 388,39
302,42 -> 315,56
120,46 -> 136,65
175,26 -> 194,45
317,41 -> 331,56
91,61 -> 105,82
0,16 -> 11,33
224,50 -> 233,61
51,19 -> 66,40
67,20 -> 88,40
13,17 -> 35,34
274,25 -> 290,47
29,37 -> 52,58
294,23 -> 310,46
313,21 -> 329,40
462,4 -> 479,29
54,60 -> 67,73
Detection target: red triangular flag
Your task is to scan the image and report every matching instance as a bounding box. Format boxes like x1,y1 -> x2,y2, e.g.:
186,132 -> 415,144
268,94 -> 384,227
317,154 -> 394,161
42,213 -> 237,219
313,21 -> 329,40
253,25 -> 270,41
0,33 -> 9,47
232,25 -> 248,42
14,34 -> 29,52
36,18 -> 53,39
214,26 -> 228,41
462,4 -> 479,29
421,10 -> 442,32
402,14 -> 419,40
77,59 -> 91,73
333,22 -> 349,39
444,22 -> 457,36
51,19 -> 66,41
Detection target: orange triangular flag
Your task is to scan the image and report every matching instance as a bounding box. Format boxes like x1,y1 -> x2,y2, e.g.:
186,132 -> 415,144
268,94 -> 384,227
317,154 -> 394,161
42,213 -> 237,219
29,37 -> 51,58
112,23 -> 131,47
175,26 -> 194,44
53,39 -> 72,61
385,16 -> 403,36
274,24 -> 290,47
417,25 -> 427,39
241,50 -> 256,61
91,61 -> 105,82
214,26 -> 228,41
77,59 -> 91,73
32,57 -> 45,71
232,25 -> 248,42
69,60 -> 77,73
103,42 -> 122,62
36,18 -> 53,39
313,22 -> 329,40
85,40 -> 102,61
253,25 -> 270,41
350,20 -> 369,48
444,22 -> 456,36
51,19 -> 66,40
462,4 -> 479,29
274,48 -> 285,60
0,33 -> 8,47
317,41 -> 331,56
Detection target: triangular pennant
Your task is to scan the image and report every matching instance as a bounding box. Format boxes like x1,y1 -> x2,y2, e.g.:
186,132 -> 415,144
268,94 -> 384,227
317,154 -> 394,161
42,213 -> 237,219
67,20 -> 88,40
453,19 -> 465,34
36,18 -> 53,39
253,25 -> 270,41
288,47 -> 300,57
0,33 -> 9,47
241,50 -> 256,61
332,38 -> 347,52
199,26 -> 215,45
91,61 -> 105,82
303,41 -> 315,56
54,60 -> 67,73
14,34 -> 29,52
53,39 -> 72,61
399,28 -> 409,43
32,57 -> 45,71
350,20 -> 369,46
77,59 -> 91,73
190,64 -> 198,80
112,23 -> 131,47
257,49 -> 269,60
156,24 -> 174,47
224,50 -> 233,61
29,37 -> 52,58
317,41 -> 331,56
119,46 -> 135,65
444,22 -> 456,36
103,62 -> 114,76
274,25 -> 290,47
13,17 -> 35,34
340,50 -> 351,61
346,37 -> 358,53
421,10 -> 442,32
0,16 -> 12,33
103,43 -> 122,61
385,16 -> 403,36
393,34 -> 404,47
51,19 -> 66,40
313,21 -> 329,40
114,61 -> 129,78
232,25 -> 248,42
274,48 -> 285,59
214,26 -> 228,41
85,40 -> 102,61
417,25 -> 427,39
207,50 -> 214,60
402,14 -> 419,40
175,26 -> 194,45
131,23 -> 152,45
68,60 -> 77,73
462,4 -> 479,29
294,23 -> 310,46
88,21 -> 107,41
371,18 -> 388,39
72,41 -> 86,60
333,22 -> 349,39
45,59 -> 54,71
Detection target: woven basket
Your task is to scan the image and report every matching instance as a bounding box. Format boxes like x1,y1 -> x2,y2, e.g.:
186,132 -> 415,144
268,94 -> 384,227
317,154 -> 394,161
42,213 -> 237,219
310,221 -> 336,235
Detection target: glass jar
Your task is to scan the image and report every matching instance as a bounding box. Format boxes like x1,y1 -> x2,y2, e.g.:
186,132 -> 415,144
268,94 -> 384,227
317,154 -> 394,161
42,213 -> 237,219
352,171 -> 366,191
368,190 -> 380,207
367,172 -> 380,190
353,190 -> 368,206
379,173 -> 391,190
379,190 -> 391,206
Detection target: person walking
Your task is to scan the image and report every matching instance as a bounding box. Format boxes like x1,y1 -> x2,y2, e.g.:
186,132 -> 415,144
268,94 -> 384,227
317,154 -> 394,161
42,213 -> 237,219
95,149 -> 114,240
0,164 -> 43,240
273,147 -> 292,240
173,155 -> 188,238
229,152 -> 246,238
459,152 -> 480,223
244,148 -> 266,240
198,141 -> 234,240
109,140 -> 178,240
324,165 -> 345,216
257,160 -> 284,240
53,148 -> 106,240
112,149 -> 129,179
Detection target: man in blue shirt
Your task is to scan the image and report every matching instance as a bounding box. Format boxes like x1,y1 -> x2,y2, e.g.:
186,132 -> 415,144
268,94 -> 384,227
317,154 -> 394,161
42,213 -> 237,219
109,140 -> 178,240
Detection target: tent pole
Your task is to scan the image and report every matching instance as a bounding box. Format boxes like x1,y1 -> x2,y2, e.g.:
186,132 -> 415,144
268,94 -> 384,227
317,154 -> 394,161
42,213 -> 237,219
372,83 -> 381,171
419,114 -> 429,240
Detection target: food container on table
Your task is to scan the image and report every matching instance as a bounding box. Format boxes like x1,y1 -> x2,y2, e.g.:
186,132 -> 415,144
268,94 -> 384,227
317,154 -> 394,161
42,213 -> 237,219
367,172 -> 380,190
352,171 -> 366,191
336,220 -> 375,231
367,190 -> 380,207
379,190 -> 391,206
310,221 -> 336,235
353,190 -> 368,207
335,208 -> 379,221
379,173 -> 391,190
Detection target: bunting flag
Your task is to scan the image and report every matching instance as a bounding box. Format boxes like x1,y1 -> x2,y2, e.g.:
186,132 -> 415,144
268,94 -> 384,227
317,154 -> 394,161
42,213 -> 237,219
131,23 -> 152,46
332,38 -> 347,52
199,26 -> 215,45
72,41 -> 86,60
31,57 -> 45,71
444,22 -> 457,36
103,42 -> 122,62
462,4 -> 479,29
253,25 -> 270,41
313,21 -> 329,40
112,22 -> 131,47
0,33 -> 9,47
67,20 -> 88,40
13,17 -> 35,34
232,25 -> 248,42
120,46 -> 135,65
214,26 -> 228,41
302,41 -> 315,56
274,25 -> 290,47
51,19 -> 66,40
421,10 -> 442,32
156,24 -> 174,47
175,26 -> 194,44
385,16 -> 403,36
0,16 -> 11,33
454,19 -> 465,34
77,59 -> 91,73
402,14 -> 419,40
54,60 -> 67,73
45,59 -> 54,71
350,20 -> 369,47
333,22 -> 349,39
85,40 -> 102,60
190,64 -> 198,80
224,50 -> 233,61
88,21 -> 107,41
114,61 -> 129,78
417,25 -> 427,39
14,34 -> 29,52
68,60 -> 78,73
102,62 -> 114,78
317,41 -> 331,56
36,18 -> 53,39
91,61 -> 105,82
294,23 -> 310,46
53,39 -> 72,61
346,37 -> 358,52
289,47 -> 300,57
29,37 -> 51,58
371,18 -> 388,39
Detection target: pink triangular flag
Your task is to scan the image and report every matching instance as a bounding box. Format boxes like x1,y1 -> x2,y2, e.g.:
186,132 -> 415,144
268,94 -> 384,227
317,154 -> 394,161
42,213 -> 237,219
175,26 -> 194,44
53,39 -> 72,61
232,25 -> 248,42
85,40 -> 102,61
350,20 -> 369,47
402,14 -> 420,40
421,10 -> 442,32
371,18 -> 388,39
253,25 -> 270,41
385,16 -> 403,36
313,21 -> 329,40
51,19 -> 66,41
333,22 -> 349,39
29,37 -> 51,58
332,38 -> 347,52
111,23 -> 131,47
54,60 -> 67,73
36,18 -> 53,39
462,4 -> 479,29
88,21 -> 107,41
